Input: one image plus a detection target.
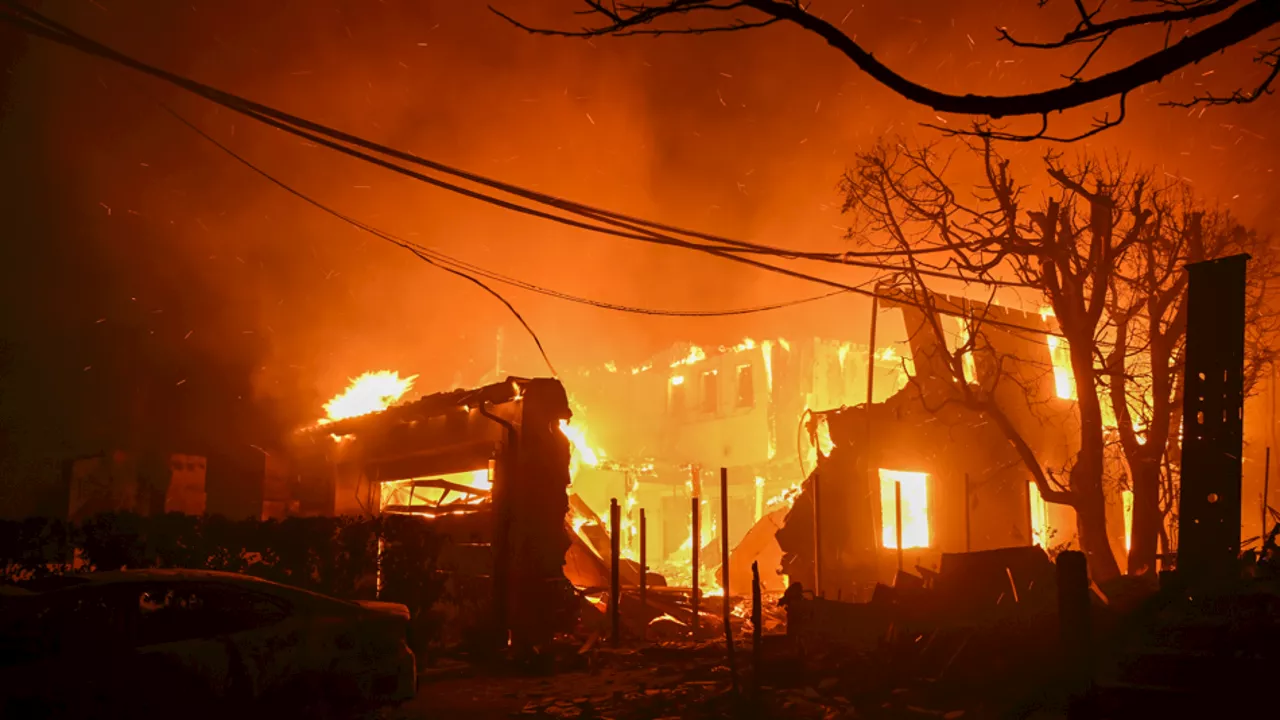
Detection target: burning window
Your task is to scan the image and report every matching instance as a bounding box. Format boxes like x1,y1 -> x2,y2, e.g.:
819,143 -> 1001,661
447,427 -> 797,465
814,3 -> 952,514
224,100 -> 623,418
669,375 -> 686,415
1123,489 -> 1133,553
736,364 -> 754,408
878,469 -> 930,549
700,370 -> 719,414
379,469 -> 492,515
1046,335 -> 1076,400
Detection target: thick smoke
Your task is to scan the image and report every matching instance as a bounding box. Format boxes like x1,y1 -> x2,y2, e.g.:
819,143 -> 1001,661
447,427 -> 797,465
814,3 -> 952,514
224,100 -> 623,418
1,0 -> 1275,514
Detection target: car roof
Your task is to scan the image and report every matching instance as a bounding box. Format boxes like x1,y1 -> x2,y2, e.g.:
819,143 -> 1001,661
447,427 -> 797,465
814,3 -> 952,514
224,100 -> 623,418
22,569 -> 357,608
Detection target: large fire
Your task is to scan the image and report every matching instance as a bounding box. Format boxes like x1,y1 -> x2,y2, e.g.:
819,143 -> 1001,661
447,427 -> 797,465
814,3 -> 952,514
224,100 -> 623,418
320,370 -> 417,424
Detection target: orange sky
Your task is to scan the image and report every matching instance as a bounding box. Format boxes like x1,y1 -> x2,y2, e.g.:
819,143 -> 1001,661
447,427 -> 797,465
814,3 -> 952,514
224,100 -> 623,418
1,0 -> 1276,508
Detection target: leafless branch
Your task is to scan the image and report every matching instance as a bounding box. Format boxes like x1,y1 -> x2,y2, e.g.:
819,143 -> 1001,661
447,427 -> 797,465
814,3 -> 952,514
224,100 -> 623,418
500,0 -> 1280,140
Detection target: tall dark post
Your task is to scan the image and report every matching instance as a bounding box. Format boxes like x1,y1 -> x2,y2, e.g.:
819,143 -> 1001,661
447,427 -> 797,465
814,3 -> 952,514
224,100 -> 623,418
812,471 -> 823,596
1057,551 -> 1093,716
751,560 -> 762,695
639,508 -> 648,624
1179,254 -> 1249,586
610,497 -> 621,646
720,468 -> 738,692
964,472 -> 972,552
691,495 -> 701,638
1264,448 -> 1272,541
895,480 -> 904,573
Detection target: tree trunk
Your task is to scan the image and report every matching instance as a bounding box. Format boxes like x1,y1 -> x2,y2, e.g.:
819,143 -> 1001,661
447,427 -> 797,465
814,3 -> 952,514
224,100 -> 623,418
1126,453 -> 1162,575
1070,346 -> 1122,581
1071,453 -> 1121,581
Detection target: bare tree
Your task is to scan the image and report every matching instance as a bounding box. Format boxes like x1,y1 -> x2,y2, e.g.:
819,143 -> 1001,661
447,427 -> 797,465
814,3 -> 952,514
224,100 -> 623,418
1104,195 -> 1279,575
839,140 -> 1179,580
499,1 -> 1280,140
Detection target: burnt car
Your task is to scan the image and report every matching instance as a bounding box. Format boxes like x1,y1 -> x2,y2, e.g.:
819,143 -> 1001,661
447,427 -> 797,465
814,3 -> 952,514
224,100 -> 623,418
0,569 -> 415,716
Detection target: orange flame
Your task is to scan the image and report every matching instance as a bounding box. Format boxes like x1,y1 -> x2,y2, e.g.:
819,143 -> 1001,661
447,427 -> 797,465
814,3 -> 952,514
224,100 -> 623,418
321,370 -> 416,424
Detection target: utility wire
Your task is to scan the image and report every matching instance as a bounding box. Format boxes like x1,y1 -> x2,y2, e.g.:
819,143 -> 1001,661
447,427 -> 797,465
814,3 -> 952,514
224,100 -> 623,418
0,3 -> 1029,282
169,107 -> 853,318
0,3 -> 1060,338
160,108 -> 558,377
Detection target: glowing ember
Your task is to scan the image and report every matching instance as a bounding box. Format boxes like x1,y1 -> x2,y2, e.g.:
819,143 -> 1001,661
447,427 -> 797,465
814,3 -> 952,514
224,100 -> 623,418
879,469 -> 930,549
321,370 -> 416,424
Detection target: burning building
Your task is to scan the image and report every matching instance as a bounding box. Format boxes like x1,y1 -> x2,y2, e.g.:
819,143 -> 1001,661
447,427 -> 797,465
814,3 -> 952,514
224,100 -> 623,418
564,336 -> 912,592
293,374 -> 579,651
773,293 -> 1135,598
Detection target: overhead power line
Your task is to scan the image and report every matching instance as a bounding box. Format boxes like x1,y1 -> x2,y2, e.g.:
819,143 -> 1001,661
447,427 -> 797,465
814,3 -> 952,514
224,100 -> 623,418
169,107 -> 854,319
0,2 -> 1060,339
0,3 -> 1027,280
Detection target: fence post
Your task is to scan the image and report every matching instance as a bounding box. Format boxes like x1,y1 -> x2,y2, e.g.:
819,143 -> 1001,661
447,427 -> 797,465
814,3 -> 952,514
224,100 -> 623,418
691,495 -> 701,638
721,468 -> 738,693
610,497 -> 621,647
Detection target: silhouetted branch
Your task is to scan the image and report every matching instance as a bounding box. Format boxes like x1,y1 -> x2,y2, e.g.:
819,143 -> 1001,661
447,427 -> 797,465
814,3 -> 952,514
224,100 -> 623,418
499,0 -> 1280,140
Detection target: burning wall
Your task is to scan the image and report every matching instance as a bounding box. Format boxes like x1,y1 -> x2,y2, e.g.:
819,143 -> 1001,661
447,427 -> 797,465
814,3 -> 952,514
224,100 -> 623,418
296,375 -> 576,651
774,295 -> 1093,595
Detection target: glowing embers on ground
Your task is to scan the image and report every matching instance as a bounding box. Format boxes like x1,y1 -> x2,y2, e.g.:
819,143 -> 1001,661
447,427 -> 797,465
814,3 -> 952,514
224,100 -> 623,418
379,468 -> 492,516
878,469 -> 930,550
320,370 -> 417,424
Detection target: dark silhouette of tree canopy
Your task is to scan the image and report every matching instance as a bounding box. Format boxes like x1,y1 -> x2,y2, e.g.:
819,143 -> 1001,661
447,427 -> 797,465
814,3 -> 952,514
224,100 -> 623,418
499,0 -> 1280,141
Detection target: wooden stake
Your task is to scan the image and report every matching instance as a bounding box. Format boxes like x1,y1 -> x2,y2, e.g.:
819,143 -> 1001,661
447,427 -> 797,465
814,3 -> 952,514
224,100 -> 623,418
812,471 -> 823,597
721,468 -> 738,693
639,508 -> 648,627
691,495 -> 701,638
610,497 -> 621,647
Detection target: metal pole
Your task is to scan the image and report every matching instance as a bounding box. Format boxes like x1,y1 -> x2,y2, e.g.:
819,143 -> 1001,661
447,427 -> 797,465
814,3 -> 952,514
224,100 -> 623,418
610,497 -> 621,647
1265,447 -> 1272,540
812,471 -> 823,597
895,480 -> 904,573
964,472 -> 972,553
866,294 -> 879,406
639,508 -> 648,622
721,468 -> 738,692
691,495 -> 701,638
